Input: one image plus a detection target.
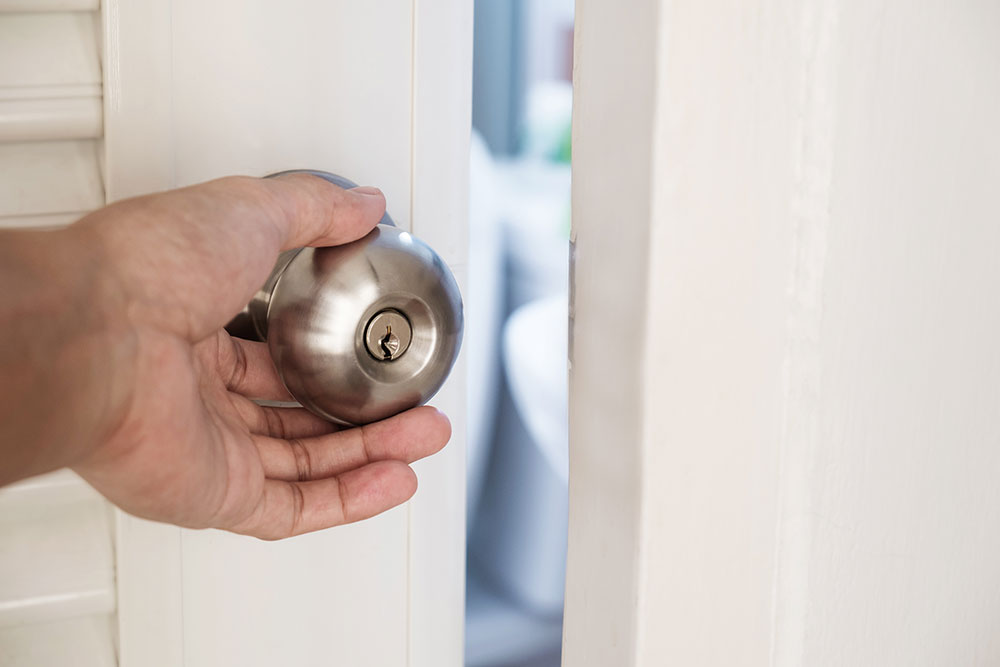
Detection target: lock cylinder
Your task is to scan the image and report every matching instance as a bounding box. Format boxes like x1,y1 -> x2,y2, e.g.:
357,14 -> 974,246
226,171 -> 463,426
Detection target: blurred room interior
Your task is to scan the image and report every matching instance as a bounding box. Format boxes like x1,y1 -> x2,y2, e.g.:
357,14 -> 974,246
464,1 -> 573,666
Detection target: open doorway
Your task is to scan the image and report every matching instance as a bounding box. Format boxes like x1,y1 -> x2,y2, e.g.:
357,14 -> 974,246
464,1 -> 573,666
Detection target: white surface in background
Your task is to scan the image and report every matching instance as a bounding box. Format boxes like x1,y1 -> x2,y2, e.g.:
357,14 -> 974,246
468,292 -> 569,622
466,132 -> 505,526
504,295 -> 569,484
523,0 -> 574,85
465,140 -> 572,665
521,81 -> 572,161
465,568 -> 562,667
495,159 -> 570,310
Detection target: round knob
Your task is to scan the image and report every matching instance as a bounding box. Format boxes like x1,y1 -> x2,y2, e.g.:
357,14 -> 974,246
226,171 -> 463,426
266,224 -> 463,426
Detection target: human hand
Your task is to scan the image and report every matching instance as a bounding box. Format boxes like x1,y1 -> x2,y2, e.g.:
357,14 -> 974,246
0,174 -> 450,539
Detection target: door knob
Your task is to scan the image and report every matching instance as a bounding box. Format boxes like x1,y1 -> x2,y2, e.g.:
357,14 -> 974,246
226,170 -> 463,426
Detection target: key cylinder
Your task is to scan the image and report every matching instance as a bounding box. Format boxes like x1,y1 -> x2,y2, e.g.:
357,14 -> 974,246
365,310 -> 412,361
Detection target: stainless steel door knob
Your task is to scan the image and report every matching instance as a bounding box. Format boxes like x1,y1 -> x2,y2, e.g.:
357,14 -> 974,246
226,170 -> 463,425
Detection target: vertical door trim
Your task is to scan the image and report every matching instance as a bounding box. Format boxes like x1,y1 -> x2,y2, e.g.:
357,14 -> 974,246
407,1 -> 473,665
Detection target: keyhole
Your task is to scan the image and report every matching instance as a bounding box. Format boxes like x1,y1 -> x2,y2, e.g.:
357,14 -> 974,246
379,325 -> 400,360
364,309 -> 411,361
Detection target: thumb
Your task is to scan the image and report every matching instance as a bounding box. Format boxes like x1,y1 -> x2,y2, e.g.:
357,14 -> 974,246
259,173 -> 387,250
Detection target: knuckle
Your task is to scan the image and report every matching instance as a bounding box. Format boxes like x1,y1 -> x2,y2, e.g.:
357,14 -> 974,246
357,425 -> 374,464
262,408 -> 286,439
288,483 -> 306,536
287,438 -> 314,482
226,340 -> 249,391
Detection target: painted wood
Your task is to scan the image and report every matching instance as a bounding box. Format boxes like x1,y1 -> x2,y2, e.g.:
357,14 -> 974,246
408,2 -> 473,664
0,84 -> 102,101
0,486 -> 114,626
567,0 -> 1000,665
0,13 -> 100,88
105,2 -> 470,665
100,9 -> 183,667
772,2 -> 1000,664
563,0 -> 657,664
0,11 -> 103,223
0,0 -> 98,11
0,140 -> 103,219
0,96 -> 103,142
0,616 -> 116,667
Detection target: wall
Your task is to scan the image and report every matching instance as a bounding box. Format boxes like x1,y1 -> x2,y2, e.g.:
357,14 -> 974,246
566,1 -> 1000,665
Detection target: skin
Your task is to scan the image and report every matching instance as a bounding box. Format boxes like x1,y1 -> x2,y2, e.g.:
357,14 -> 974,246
0,173 -> 451,540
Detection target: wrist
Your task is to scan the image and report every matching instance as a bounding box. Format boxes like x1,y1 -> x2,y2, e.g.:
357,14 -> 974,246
0,225 -> 136,485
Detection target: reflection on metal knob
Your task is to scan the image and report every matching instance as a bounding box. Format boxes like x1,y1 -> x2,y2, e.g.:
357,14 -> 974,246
226,171 -> 463,426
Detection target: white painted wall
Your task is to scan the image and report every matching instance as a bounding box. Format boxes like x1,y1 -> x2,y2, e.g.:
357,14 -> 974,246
566,1 -> 1000,665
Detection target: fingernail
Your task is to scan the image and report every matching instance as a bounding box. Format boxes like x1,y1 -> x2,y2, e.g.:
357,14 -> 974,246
351,185 -> 383,196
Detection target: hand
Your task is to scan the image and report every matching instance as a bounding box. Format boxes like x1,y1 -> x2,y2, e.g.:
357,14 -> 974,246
0,174 -> 450,539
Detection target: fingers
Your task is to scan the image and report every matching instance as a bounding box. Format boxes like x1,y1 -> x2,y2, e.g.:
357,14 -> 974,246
230,460 -> 417,540
228,393 -> 342,439
251,406 -> 451,482
219,406 -> 448,539
214,332 -> 293,400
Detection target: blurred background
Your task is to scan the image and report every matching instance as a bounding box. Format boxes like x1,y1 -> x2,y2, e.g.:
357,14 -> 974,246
464,1 -> 573,666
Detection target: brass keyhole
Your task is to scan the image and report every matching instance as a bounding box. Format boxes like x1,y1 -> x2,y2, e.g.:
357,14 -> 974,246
364,310 -> 412,361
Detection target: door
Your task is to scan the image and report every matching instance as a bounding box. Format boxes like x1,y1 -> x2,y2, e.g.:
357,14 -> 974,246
0,2 -> 472,666
566,0 -> 1000,665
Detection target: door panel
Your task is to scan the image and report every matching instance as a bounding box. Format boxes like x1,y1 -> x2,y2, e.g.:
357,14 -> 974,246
105,2 -> 471,666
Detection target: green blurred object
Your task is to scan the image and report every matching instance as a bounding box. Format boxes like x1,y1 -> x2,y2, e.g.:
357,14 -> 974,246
521,81 -> 573,163
554,119 -> 572,164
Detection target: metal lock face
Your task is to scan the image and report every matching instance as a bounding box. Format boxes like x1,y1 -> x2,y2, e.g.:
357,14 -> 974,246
226,170 -> 464,425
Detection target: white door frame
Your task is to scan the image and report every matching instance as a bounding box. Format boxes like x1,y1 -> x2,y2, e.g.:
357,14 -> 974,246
103,2 -> 472,665
566,0 -> 1000,665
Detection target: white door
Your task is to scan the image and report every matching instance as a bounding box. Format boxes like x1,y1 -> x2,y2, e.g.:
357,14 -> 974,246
566,0 -> 1000,665
0,2 -> 471,666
